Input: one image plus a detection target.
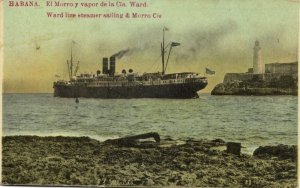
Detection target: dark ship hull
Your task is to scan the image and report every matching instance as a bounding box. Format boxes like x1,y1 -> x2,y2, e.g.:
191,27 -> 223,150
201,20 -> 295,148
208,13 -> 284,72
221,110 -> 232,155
54,80 -> 207,99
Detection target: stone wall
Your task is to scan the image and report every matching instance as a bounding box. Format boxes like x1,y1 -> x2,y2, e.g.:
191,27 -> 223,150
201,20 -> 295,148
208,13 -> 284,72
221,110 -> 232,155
265,62 -> 297,74
223,73 -> 262,83
223,73 -> 297,84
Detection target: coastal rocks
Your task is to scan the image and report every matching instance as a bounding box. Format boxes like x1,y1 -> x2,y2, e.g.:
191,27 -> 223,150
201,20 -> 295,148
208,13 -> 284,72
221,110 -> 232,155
2,135 -> 298,187
211,81 -> 241,95
253,144 -> 297,161
104,132 -> 160,148
211,81 -> 298,95
226,142 -> 241,156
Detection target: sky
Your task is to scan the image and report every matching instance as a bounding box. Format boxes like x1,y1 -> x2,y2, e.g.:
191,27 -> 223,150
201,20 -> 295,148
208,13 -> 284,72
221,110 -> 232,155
3,0 -> 299,93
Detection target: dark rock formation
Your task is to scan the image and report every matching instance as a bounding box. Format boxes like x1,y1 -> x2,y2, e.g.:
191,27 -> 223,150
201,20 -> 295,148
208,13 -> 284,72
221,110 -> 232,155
253,144 -> 297,161
104,132 -> 160,148
211,75 -> 297,96
212,82 -> 297,95
2,135 -> 297,187
226,142 -> 241,156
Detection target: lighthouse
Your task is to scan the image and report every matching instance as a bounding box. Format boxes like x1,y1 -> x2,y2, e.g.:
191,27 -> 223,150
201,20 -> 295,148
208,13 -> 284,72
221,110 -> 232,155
253,40 -> 263,74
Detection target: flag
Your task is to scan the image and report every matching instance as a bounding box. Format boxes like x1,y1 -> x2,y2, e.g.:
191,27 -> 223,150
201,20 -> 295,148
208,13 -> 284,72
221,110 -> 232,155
164,27 -> 169,31
171,42 -> 181,47
205,68 -> 215,75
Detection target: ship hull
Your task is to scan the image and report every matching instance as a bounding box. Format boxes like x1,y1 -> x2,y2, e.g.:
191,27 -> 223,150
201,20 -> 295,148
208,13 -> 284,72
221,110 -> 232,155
54,82 -> 207,99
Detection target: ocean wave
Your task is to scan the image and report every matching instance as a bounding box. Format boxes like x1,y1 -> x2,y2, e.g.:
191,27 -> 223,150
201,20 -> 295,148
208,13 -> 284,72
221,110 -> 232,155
2,94 -> 297,147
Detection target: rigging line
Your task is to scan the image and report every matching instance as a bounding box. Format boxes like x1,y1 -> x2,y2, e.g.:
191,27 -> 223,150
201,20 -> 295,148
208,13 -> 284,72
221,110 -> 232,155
145,54 -> 162,71
164,46 -> 173,73
67,61 -> 71,79
164,42 -> 171,51
150,55 -> 162,71
154,60 -> 160,72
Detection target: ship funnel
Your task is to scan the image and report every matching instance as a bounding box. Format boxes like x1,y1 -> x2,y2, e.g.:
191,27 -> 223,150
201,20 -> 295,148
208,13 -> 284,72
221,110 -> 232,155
109,56 -> 116,76
102,58 -> 109,74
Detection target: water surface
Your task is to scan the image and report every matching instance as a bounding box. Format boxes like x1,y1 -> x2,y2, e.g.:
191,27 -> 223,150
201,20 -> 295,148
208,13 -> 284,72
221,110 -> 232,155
3,93 -> 298,154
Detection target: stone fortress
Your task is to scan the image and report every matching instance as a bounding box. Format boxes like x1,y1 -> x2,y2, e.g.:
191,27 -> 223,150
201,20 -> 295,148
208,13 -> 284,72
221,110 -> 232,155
212,41 -> 298,95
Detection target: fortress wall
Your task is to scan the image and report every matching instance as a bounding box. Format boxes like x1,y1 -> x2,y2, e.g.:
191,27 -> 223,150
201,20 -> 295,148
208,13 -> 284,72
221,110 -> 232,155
223,73 -> 262,83
224,62 -> 298,83
265,62 -> 298,74
263,73 -> 282,81
263,73 -> 297,81
224,73 -> 298,83
270,74 -> 297,83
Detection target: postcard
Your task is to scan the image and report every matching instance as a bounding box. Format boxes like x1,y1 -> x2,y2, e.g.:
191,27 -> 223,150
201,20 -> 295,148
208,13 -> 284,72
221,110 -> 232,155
1,0 -> 298,187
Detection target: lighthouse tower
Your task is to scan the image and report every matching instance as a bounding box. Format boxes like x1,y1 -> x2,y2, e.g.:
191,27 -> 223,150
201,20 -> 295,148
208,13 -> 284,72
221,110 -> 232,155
253,40 -> 263,74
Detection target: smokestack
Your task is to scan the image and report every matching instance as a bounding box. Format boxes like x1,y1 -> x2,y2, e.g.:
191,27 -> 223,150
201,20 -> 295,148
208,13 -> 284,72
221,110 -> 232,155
109,56 -> 116,76
102,57 -> 108,74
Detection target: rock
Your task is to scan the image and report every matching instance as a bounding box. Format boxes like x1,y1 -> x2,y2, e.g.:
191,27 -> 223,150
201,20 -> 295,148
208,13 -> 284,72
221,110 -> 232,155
212,138 -> 226,144
143,178 -> 155,186
104,132 -> 160,147
226,142 -> 241,156
2,135 -> 298,187
194,146 -> 205,152
253,145 -> 297,160
211,80 -> 297,96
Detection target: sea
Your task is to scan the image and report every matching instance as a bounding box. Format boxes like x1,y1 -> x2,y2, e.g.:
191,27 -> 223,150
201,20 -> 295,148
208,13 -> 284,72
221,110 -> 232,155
2,93 -> 298,154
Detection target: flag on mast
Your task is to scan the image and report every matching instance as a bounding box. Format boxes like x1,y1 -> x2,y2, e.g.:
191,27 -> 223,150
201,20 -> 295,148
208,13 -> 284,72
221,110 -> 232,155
171,42 -> 181,47
205,68 -> 215,75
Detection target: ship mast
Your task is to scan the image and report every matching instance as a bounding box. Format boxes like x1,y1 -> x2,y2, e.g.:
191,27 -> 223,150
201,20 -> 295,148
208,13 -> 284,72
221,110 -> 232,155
67,41 -> 79,80
161,28 -> 165,75
161,27 -> 180,75
70,46 -> 73,78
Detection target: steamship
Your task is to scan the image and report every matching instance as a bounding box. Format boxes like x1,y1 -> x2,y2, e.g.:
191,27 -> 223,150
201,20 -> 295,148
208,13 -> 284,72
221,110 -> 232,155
53,29 -> 208,98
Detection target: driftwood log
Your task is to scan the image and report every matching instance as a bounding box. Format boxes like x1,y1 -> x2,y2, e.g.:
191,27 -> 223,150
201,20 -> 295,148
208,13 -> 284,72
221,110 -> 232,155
104,132 -> 160,147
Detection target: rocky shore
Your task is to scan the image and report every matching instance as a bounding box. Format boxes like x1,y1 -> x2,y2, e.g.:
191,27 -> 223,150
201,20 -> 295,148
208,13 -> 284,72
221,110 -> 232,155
2,135 -> 297,187
211,80 -> 297,96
